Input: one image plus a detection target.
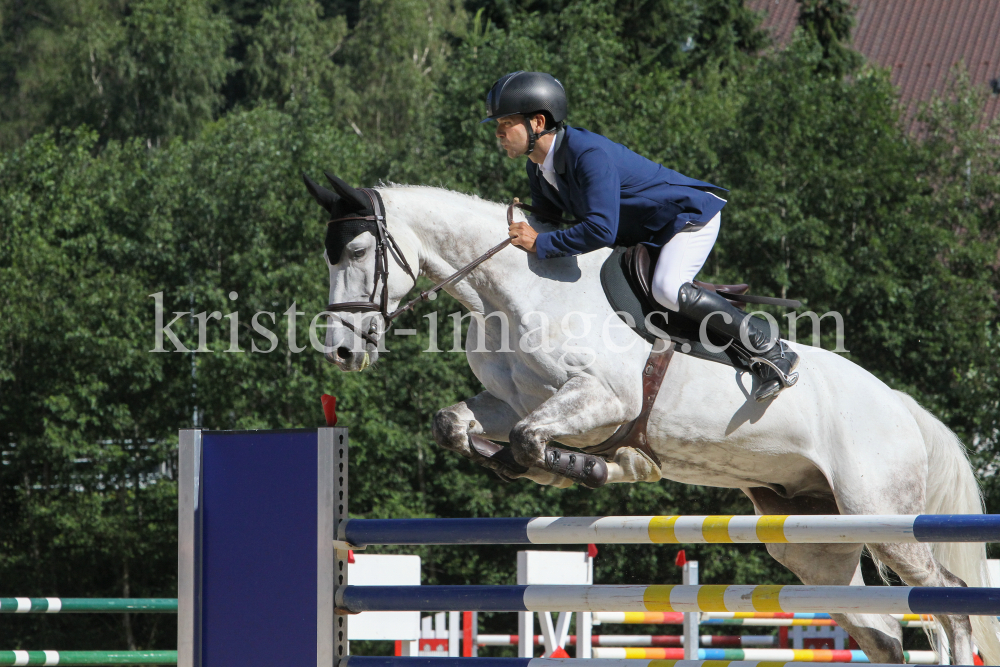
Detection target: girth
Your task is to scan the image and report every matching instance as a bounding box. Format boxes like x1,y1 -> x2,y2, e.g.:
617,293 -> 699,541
582,344 -> 672,467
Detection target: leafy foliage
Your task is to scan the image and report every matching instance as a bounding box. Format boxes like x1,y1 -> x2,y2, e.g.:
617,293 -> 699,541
796,0 -> 863,76
0,0 -> 998,653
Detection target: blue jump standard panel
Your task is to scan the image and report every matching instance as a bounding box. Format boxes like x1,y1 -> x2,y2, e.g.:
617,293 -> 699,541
178,428 -> 344,667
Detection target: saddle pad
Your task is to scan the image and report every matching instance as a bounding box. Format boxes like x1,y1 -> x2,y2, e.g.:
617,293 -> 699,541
600,246 -> 750,370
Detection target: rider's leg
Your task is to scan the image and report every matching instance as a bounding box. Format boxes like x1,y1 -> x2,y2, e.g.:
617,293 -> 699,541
675,282 -> 799,402
650,212 -> 720,311
649,213 -> 799,402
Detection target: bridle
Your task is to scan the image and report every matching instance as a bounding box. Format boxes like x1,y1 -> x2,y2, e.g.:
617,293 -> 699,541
324,189 -> 528,347
323,188 -> 417,346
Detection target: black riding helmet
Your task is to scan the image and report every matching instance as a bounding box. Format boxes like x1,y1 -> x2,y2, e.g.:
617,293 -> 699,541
482,71 -> 567,153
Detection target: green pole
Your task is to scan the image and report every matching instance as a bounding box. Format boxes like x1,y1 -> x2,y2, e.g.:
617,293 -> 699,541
0,599 -> 177,613
0,651 -> 177,665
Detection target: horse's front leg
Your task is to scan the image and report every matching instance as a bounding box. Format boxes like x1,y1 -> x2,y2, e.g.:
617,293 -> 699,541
432,390 -> 573,488
509,375 -> 656,489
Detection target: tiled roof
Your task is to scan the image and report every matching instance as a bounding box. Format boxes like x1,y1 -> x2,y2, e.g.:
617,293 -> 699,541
745,0 -> 1000,130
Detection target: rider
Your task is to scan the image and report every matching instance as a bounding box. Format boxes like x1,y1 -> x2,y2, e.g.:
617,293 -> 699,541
485,71 -> 799,402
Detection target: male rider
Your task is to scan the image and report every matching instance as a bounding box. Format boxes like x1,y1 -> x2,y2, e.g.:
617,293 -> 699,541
486,71 -> 799,402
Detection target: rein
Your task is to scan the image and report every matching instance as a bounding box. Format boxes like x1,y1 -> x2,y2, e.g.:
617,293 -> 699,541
324,192 -> 526,345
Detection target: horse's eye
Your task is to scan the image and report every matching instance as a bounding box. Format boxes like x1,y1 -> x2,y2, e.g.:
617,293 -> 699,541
352,248 -> 366,259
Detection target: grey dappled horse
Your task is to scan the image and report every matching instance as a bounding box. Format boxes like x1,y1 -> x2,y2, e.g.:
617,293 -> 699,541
306,177 -> 1000,665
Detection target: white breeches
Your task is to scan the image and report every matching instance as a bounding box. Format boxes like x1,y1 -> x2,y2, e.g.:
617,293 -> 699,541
650,211 -> 721,312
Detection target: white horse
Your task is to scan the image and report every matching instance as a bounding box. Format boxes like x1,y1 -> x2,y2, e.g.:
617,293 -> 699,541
307,177 -> 999,665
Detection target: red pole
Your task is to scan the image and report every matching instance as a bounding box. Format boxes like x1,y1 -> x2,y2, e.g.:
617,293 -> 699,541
462,611 -> 474,657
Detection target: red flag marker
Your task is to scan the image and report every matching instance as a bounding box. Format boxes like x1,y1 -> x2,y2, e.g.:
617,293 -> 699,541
322,394 -> 337,426
675,550 -> 687,567
348,549 -> 356,564
550,647 -> 570,658
587,543 -> 598,558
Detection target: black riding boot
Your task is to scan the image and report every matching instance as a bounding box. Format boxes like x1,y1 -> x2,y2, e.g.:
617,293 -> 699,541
677,282 -> 799,402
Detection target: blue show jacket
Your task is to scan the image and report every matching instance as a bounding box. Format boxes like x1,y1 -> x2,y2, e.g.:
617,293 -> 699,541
529,126 -> 727,260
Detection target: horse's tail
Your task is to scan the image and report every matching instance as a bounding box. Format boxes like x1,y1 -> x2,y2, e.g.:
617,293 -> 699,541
896,390 -> 1000,664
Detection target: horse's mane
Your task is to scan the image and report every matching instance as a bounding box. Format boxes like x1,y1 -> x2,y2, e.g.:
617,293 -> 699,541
377,182 -> 505,208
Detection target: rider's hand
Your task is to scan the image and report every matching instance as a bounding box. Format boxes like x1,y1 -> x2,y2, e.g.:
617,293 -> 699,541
508,221 -> 538,253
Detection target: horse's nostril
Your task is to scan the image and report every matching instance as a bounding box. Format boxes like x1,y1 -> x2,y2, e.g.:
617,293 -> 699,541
336,347 -> 351,361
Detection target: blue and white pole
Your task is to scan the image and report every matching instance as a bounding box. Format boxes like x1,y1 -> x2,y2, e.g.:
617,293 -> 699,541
342,515 -> 1000,547
337,584 -> 1000,615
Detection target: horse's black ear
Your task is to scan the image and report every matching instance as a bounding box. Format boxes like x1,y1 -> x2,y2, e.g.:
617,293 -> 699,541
303,173 -> 342,216
324,171 -> 370,212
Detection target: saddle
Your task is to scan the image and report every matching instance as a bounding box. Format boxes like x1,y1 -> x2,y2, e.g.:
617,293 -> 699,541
601,246 -> 755,370
623,244 -> 750,312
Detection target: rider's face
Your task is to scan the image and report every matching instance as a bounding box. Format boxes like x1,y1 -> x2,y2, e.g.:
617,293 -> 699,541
495,114 -> 545,158
495,115 -> 528,157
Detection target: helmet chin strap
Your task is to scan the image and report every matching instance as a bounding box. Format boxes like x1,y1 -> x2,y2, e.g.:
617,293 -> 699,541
523,117 -> 559,155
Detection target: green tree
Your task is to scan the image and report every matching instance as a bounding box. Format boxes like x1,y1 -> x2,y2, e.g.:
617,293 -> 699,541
913,70 -> 1000,470
0,129 -> 186,649
796,0 -> 863,76
0,0 -> 234,148
464,0 -> 768,75
241,0 -> 348,109
53,0 -> 236,144
332,0 -> 467,148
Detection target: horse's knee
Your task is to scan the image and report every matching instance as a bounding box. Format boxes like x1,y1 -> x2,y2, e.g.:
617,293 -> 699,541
509,421 -> 547,467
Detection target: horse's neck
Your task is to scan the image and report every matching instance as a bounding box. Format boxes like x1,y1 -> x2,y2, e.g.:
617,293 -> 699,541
382,188 -> 519,312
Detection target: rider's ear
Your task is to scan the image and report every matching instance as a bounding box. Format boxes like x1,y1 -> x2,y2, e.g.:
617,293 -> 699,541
323,171 -> 370,212
303,172 -> 343,216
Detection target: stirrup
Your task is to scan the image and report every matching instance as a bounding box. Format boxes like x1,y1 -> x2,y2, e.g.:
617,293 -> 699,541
748,341 -> 799,388
749,355 -> 800,388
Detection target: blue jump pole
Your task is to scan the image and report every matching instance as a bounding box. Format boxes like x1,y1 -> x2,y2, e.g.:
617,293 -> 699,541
340,514 -> 1000,547
337,584 -> 1000,615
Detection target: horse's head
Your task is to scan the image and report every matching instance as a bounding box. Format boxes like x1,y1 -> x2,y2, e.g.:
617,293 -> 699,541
304,172 -> 418,371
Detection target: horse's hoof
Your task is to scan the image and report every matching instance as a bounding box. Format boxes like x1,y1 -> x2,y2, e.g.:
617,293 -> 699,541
469,435 -> 529,475
545,447 -> 609,489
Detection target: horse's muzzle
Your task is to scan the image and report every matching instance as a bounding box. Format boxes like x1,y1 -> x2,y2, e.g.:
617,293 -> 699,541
325,347 -> 371,371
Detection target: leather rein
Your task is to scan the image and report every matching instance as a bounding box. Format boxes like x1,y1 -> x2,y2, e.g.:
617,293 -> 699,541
324,190 -> 532,346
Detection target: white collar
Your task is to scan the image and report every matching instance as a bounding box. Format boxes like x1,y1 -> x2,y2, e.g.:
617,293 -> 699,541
539,136 -> 557,174
538,137 -> 559,190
